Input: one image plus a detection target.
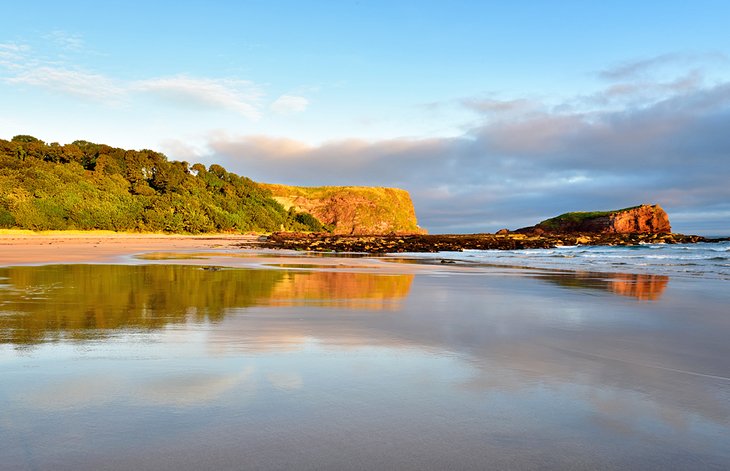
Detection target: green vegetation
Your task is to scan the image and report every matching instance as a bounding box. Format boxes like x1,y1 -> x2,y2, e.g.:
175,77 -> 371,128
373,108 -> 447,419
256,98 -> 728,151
538,206 -> 641,230
0,135 -> 325,233
291,209 -> 327,232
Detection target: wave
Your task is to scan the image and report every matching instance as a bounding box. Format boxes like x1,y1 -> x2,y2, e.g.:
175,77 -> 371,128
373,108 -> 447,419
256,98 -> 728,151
398,241 -> 730,280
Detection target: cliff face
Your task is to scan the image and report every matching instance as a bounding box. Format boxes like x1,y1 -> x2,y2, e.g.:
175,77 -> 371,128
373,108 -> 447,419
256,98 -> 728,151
607,204 -> 671,233
524,204 -> 671,234
260,184 -> 426,235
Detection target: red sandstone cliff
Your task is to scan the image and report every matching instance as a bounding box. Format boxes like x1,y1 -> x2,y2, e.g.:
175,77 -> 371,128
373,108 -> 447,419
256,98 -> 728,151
606,204 -> 671,234
259,184 -> 427,235
521,204 -> 672,234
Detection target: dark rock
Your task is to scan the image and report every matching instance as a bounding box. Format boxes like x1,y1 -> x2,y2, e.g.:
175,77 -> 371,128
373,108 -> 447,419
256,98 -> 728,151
243,231 -> 712,254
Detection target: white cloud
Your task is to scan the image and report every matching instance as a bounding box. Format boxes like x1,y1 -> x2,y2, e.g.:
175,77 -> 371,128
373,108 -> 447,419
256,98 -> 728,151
45,30 -> 85,51
0,42 -> 29,57
159,137 -> 210,162
0,42 -> 27,52
133,75 -> 263,119
0,36 -> 267,119
583,70 -> 705,107
270,94 -> 310,114
0,42 -> 30,69
461,97 -> 537,115
6,66 -> 125,101
4,66 -> 265,117
1,39 -> 124,102
598,52 -> 728,81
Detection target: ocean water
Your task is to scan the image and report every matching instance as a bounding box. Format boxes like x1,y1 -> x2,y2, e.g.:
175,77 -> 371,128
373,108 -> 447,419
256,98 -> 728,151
397,241 -> 730,280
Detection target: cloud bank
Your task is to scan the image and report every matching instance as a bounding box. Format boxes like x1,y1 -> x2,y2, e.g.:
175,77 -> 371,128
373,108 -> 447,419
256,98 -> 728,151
206,63 -> 730,234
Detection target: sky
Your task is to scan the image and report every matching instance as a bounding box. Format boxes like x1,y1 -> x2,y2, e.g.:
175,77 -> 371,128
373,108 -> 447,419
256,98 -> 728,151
2,0 -> 730,234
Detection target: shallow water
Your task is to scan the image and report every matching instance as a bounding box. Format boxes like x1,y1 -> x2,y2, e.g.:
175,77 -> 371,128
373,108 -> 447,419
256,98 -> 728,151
1,264 -> 729,470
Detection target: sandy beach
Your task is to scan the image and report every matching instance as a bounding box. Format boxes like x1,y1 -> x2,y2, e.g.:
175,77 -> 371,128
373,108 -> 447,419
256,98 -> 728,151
0,232 -> 254,264
2,232 -> 730,470
0,232 -> 434,273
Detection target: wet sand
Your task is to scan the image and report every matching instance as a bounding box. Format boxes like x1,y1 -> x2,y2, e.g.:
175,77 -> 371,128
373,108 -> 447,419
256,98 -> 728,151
1,233 -> 729,470
0,232 -> 453,274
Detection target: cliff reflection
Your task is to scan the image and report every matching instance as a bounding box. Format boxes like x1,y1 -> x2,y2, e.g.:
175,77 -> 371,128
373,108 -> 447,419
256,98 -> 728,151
533,272 -> 669,300
267,270 -> 412,309
0,265 -> 413,345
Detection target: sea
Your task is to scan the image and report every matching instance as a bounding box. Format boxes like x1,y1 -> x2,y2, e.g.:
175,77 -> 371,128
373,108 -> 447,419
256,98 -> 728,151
396,240 -> 730,280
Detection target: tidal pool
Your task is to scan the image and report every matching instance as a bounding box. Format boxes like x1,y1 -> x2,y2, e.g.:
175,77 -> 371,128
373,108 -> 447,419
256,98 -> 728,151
1,264 -> 729,470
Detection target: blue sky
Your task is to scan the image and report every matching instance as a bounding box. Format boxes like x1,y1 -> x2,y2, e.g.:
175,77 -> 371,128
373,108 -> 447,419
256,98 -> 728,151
2,1 -> 730,233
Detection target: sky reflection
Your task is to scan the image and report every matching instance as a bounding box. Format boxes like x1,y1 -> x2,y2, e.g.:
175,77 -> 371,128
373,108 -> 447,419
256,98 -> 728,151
1,264 -> 729,470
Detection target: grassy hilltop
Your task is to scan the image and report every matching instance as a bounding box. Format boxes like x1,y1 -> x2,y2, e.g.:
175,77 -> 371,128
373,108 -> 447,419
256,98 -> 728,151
536,206 -> 642,231
0,135 -> 323,233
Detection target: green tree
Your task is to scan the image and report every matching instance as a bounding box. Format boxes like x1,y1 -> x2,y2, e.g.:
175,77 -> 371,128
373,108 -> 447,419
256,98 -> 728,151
0,135 -> 328,234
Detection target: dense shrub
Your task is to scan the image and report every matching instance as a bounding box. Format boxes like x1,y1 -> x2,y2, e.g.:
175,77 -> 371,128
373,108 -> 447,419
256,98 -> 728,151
0,135 -> 327,233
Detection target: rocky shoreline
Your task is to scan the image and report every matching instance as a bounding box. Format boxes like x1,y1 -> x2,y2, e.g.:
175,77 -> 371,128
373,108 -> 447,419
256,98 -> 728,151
245,232 -> 728,254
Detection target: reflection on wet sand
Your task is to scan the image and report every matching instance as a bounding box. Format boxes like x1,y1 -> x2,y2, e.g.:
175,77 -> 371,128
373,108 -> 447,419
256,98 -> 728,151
0,265 -> 413,345
2,264 -> 729,470
385,256 -> 671,301
267,270 -> 412,309
0,264 -> 672,348
533,272 -> 669,300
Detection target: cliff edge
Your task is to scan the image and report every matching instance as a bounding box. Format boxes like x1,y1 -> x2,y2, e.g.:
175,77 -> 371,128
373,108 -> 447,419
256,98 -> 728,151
260,184 -> 426,235
518,204 -> 671,234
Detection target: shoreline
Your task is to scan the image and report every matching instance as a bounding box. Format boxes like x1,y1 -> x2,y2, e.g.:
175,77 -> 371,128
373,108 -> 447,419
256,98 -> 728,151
2,232 -> 728,279
0,233 -> 430,274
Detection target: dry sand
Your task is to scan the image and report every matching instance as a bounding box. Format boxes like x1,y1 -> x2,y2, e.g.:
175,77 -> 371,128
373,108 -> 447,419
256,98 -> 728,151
0,232 -> 256,265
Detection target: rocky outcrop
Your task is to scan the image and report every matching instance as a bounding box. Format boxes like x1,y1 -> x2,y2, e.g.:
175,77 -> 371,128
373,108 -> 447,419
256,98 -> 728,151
260,184 -> 426,235
519,204 -> 671,234
252,231 -> 713,254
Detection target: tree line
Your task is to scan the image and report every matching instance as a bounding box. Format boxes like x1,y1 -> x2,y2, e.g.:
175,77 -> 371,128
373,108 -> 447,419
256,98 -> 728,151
0,135 -> 325,233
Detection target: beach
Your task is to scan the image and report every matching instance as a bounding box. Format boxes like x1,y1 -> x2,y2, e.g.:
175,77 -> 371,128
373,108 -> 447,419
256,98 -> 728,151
4,1 -> 729,469
1,233 -> 729,470
0,232 -> 259,265
0,232 -> 427,273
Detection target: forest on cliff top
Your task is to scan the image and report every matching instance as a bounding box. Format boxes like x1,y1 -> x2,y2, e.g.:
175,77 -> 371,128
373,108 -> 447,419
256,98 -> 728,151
0,135 -> 324,233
